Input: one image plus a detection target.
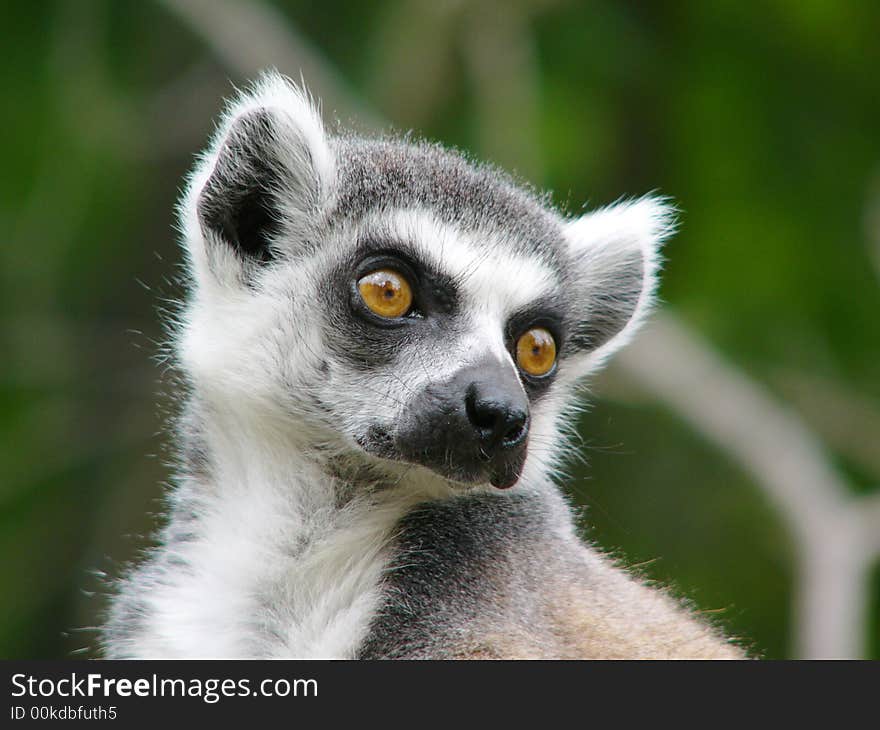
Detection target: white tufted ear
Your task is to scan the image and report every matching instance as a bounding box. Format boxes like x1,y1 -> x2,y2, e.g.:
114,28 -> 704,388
563,197 -> 675,369
179,71 -> 335,286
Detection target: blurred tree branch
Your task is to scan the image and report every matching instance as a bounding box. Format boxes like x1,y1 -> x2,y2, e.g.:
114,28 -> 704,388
867,168 -> 880,283
616,313 -> 880,659
157,0 -> 383,131
773,371 -> 880,480
460,0 -> 545,182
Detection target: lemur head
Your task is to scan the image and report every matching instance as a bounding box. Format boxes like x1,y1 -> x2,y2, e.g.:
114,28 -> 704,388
178,73 -> 672,491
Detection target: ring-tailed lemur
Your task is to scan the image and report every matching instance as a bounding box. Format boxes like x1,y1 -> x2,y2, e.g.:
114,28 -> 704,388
101,72 -> 742,659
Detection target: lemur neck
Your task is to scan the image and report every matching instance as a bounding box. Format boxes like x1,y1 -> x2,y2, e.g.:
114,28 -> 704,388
152,398 -> 453,657
173,396 -> 453,556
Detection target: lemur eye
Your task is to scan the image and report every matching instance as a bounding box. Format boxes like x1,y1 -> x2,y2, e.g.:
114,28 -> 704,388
516,328 -> 557,377
357,268 -> 413,319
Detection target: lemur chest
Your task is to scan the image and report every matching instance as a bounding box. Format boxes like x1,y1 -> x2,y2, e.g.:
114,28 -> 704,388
145,487 -> 403,658
224,508 -> 405,658
170,490 -> 554,658
253,555 -> 387,658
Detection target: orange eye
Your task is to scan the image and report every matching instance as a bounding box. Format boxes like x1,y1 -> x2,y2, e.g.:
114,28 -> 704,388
516,328 -> 557,377
357,268 -> 413,319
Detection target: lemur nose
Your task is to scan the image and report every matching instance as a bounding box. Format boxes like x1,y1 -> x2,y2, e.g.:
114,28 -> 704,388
465,383 -> 530,456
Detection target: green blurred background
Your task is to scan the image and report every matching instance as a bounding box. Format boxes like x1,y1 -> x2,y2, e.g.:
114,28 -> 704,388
2,0 -> 878,659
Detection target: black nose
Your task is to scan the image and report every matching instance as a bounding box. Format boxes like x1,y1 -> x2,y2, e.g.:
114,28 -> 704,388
465,382 -> 529,456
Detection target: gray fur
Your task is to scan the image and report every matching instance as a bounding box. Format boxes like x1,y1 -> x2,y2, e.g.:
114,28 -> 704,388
357,491 -> 562,659
329,136 -> 565,266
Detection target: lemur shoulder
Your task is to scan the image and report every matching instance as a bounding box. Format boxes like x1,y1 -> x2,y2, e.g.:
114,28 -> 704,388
101,72 -> 743,659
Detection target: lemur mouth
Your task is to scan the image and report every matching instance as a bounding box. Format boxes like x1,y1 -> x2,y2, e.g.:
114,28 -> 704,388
358,424 -> 527,491
475,447 -> 525,489
489,466 -> 523,490
416,460 -> 525,491
427,433 -> 528,491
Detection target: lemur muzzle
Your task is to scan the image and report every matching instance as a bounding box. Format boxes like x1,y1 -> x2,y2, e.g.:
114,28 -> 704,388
396,359 -> 529,489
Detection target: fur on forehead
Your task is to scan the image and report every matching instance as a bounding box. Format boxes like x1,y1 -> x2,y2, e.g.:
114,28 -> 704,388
328,135 -> 563,266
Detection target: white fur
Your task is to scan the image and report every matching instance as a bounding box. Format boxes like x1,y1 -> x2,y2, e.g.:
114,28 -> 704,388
112,405 -> 458,658
379,208 -> 558,316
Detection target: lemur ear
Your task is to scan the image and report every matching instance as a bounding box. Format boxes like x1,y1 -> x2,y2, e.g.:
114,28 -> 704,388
182,73 -> 334,284
563,197 -> 674,366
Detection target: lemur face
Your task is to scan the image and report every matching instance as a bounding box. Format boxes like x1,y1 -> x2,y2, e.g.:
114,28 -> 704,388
320,204 -> 562,489
178,74 -> 671,491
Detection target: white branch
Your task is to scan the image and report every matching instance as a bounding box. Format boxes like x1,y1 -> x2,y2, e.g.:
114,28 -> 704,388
861,492 -> 880,555
617,314 -> 851,543
616,313 -> 877,657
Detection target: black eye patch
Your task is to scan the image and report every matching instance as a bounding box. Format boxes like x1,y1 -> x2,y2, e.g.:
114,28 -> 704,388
318,239 -> 463,371
349,239 -> 461,319
505,300 -> 566,348
504,299 -> 566,397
